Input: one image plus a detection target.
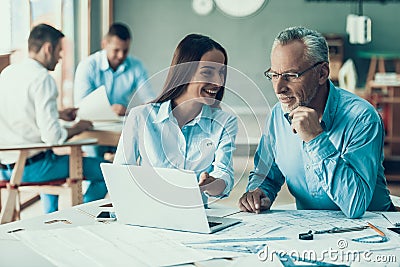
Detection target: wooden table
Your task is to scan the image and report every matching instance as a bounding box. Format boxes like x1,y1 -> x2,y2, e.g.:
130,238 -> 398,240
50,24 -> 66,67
0,53 -> 11,73
70,122 -> 122,147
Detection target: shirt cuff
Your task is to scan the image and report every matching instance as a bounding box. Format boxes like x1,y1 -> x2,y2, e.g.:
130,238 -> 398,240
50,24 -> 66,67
303,132 -> 337,163
246,176 -> 276,203
208,170 -> 233,198
58,127 -> 69,145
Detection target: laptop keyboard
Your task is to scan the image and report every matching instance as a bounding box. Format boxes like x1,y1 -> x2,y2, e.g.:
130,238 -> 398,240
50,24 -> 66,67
208,221 -> 222,228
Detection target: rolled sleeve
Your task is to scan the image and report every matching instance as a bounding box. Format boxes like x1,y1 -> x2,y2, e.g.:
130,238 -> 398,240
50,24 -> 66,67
208,115 -> 238,198
246,128 -> 284,204
208,170 -> 233,197
35,76 -> 68,145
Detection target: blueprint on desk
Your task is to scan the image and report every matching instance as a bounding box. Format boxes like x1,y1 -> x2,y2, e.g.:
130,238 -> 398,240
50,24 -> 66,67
215,209 -> 376,238
224,210 -> 400,266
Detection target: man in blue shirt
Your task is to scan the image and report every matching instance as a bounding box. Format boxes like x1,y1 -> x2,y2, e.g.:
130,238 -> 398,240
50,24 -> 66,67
74,23 -> 154,157
239,26 -> 394,218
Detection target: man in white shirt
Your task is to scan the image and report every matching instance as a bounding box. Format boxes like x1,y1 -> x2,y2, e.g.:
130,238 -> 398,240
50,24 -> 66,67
0,24 -> 107,213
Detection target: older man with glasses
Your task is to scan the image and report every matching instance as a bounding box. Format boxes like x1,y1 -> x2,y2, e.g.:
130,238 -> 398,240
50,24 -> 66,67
239,26 -> 395,218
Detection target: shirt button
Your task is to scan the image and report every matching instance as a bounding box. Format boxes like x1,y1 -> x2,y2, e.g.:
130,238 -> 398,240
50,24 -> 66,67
306,165 -> 310,170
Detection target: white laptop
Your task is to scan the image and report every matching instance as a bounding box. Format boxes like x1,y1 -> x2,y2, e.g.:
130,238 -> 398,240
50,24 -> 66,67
100,163 -> 241,234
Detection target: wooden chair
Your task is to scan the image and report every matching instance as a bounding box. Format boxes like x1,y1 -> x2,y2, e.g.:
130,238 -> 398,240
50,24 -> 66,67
0,138 -> 97,224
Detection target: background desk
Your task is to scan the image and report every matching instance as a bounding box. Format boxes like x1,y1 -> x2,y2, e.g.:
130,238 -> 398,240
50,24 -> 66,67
366,80 -> 400,163
357,51 -> 400,85
69,116 -> 263,157
70,122 -> 122,147
0,53 -> 11,73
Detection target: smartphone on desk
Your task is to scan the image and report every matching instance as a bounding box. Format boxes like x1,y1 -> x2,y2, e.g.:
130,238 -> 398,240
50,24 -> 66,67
95,211 -> 116,221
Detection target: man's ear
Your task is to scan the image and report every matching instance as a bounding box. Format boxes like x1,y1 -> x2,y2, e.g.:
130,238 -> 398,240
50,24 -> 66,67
319,62 -> 330,85
35,42 -> 52,61
41,42 -> 53,56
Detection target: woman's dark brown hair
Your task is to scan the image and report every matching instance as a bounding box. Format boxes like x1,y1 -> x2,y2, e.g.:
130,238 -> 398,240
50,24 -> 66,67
152,34 -> 228,106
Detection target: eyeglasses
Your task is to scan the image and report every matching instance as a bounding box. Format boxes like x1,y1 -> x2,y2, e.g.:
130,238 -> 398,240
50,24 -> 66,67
264,61 -> 325,82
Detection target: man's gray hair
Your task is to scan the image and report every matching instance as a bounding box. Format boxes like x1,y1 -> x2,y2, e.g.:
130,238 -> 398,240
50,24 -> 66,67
272,26 -> 329,64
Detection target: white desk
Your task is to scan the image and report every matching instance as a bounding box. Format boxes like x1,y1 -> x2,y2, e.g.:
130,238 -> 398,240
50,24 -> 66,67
1,199 -> 399,266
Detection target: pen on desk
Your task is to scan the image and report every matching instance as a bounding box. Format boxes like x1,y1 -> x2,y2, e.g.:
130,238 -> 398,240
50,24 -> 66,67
7,228 -> 24,233
222,210 -> 242,217
266,225 -> 282,234
183,236 -> 287,245
367,222 -> 385,236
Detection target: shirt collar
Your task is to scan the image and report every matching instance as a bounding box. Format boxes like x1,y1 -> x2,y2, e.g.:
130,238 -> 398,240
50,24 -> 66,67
27,58 -> 45,69
153,100 -> 212,134
190,104 -> 212,134
100,50 -> 128,72
321,80 -> 339,131
154,100 -> 172,123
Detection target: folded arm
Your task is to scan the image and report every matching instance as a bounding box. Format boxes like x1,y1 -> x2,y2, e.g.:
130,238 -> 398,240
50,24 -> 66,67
305,120 -> 384,218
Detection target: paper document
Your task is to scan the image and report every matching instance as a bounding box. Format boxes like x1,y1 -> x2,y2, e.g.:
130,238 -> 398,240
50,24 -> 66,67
390,195 -> 400,208
206,203 -> 241,217
381,212 -> 400,226
16,224 -> 211,267
77,86 -> 121,122
0,239 -> 54,267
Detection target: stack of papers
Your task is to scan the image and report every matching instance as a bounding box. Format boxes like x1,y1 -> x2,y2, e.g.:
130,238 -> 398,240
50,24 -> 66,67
374,73 -> 400,85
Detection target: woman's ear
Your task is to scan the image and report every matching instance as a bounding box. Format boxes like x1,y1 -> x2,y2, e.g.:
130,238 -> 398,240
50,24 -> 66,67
319,62 -> 330,85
